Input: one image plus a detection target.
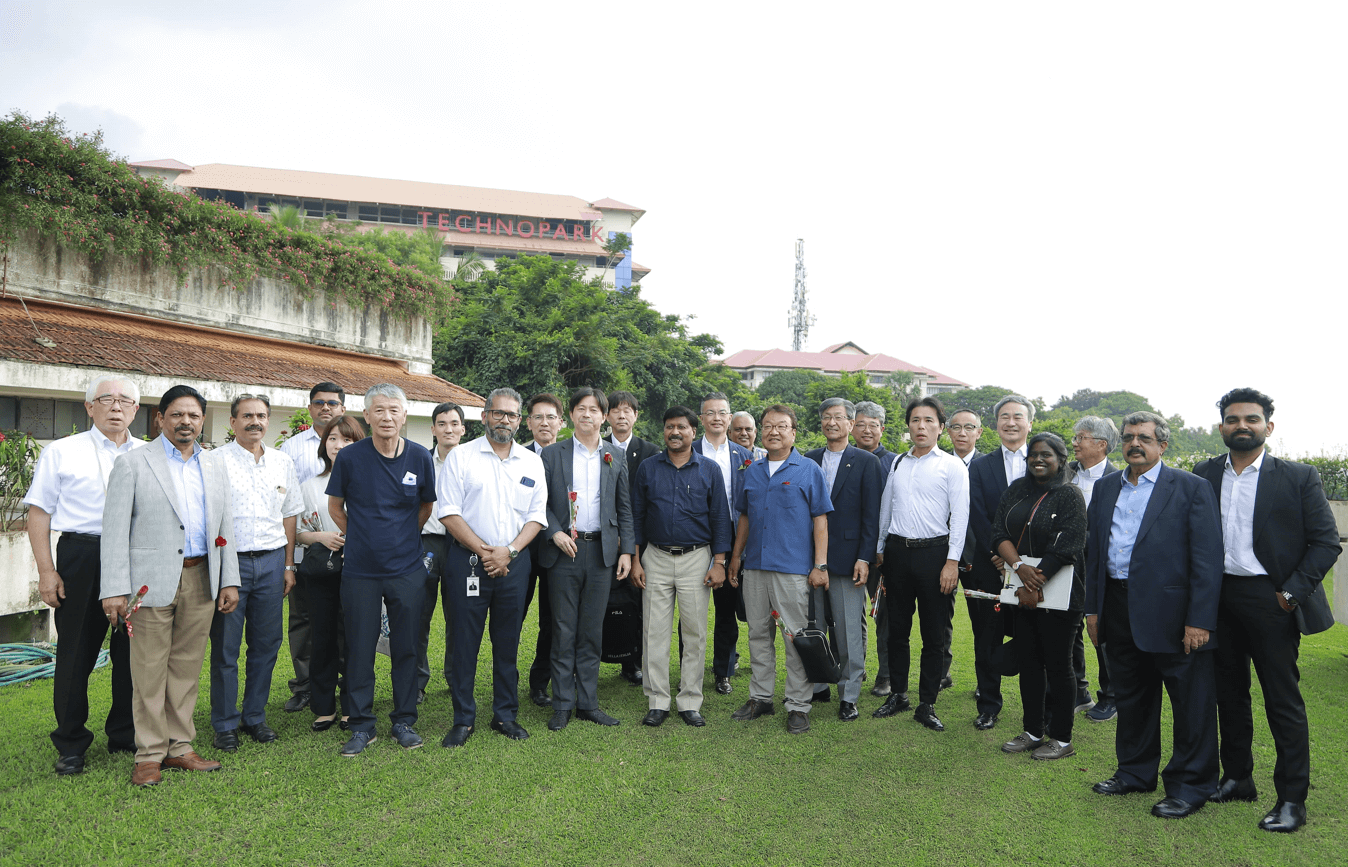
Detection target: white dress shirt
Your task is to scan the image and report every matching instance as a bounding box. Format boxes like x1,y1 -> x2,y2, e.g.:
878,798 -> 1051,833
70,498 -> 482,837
1002,443 -> 1027,484
571,438 -> 603,532
23,427 -> 145,535
610,433 -> 632,453
421,448 -> 450,536
821,447 -> 844,490
218,441 -> 305,553
438,436 -> 548,547
877,448 -> 969,560
1072,457 -> 1110,509
700,437 -> 734,510
1220,451 -> 1268,576
957,449 -> 976,468
280,425 -> 324,487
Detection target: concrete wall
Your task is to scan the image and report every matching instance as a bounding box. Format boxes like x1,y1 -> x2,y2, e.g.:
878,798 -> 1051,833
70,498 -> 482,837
6,230 -> 435,374
0,531 -> 55,641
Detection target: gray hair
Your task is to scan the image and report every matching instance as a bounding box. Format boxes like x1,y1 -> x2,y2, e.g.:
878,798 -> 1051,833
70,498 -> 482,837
485,387 -> 523,411
731,410 -> 756,426
1073,415 -> 1119,453
993,394 -> 1036,423
85,375 -> 140,405
365,382 -> 408,409
230,393 -> 271,417
1121,411 -> 1170,444
854,401 -> 886,424
819,397 -> 856,419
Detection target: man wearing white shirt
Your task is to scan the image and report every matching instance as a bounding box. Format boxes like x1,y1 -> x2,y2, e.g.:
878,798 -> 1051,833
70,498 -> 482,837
210,395 -> 305,752
963,393 -> 1034,731
25,375 -> 146,775
279,381 -> 345,714
416,402 -> 464,701
438,388 -> 548,747
1070,415 -> 1121,722
871,398 -> 969,732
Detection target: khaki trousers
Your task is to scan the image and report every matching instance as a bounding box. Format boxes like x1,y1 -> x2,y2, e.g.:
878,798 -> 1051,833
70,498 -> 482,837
641,546 -> 712,711
743,569 -> 812,713
129,562 -> 215,763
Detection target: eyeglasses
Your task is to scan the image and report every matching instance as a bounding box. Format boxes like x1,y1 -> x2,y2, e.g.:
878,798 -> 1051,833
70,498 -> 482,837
487,409 -> 521,421
853,421 -> 882,431
762,423 -> 795,434
1071,434 -> 1103,445
530,414 -> 560,422
1120,433 -> 1157,445
702,410 -> 731,418
311,399 -> 343,408
948,424 -> 980,433
93,395 -> 137,409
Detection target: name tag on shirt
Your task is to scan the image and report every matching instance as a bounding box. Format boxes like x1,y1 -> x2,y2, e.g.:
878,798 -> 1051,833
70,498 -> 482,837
402,472 -> 418,485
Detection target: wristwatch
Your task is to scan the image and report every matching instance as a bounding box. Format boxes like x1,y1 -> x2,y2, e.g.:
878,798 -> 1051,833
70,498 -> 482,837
814,563 -> 828,572
1010,561 -> 1024,573
507,545 -> 520,561
1281,591 -> 1298,609
284,565 -> 297,573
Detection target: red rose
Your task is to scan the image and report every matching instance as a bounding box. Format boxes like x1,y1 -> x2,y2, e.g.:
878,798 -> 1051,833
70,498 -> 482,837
568,491 -> 578,502
740,458 -> 752,469
215,536 -> 227,548
603,452 -> 613,465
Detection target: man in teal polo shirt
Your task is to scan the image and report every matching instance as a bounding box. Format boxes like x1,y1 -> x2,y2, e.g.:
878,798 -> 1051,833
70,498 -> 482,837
728,404 -> 833,734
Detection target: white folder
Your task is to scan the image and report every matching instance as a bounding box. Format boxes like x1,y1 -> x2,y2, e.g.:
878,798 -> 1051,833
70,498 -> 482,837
1001,556 -> 1073,611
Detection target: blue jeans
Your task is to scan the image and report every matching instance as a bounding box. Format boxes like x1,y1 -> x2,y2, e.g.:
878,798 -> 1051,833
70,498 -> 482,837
342,567 -> 425,734
210,547 -> 286,732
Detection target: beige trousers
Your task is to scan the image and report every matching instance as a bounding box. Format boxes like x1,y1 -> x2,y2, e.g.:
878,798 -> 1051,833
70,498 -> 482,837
641,546 -> 712,712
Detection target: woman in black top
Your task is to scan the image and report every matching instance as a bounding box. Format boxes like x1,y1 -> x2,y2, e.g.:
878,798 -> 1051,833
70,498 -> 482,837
989,432 -> 1087,760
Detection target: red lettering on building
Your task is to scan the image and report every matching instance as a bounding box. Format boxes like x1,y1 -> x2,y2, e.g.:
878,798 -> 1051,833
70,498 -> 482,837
437,213 -> 451,230
418,211 -> 432,228
476,217 -> 492,234
518,220 -> 534,238
495,218 -> 513,235
456,215 -> 472,233
539,221 -> 551,237
572,225 -> 585,242
553,224 -> 568,240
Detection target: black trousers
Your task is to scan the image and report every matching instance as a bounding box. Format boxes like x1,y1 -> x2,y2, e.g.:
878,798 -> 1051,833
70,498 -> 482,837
1105,578 -> 1218,804
548,539 -> 613,712
341,568 -> 425,734
963,564 -> 1004,716
448,543 -> 528,726
286,570 -> 311,696
1015,606 -> 1080,743
50,534 -> 134,755
1215,574 -> 1310,802
416,533 -> 451,691
305,572 -> 348,718
883,541 -> 955,706
711,581 -> 742,678
523,563 -> 553,693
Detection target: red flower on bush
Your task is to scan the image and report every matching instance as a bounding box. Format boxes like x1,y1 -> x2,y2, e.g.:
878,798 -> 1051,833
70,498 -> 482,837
298,423 -> 310,432
215,536 -> 227,548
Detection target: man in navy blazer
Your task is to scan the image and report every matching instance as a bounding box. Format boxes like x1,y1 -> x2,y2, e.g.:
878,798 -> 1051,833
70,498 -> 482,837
853,400 -> 897,697
694,392 -> 754,695
1085,412 -> 1224,819
805,398 -> 882,720
1193,388 -> 1340,834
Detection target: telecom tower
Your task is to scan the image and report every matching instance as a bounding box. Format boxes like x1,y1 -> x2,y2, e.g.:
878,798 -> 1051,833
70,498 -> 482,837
787,238 -> 814,351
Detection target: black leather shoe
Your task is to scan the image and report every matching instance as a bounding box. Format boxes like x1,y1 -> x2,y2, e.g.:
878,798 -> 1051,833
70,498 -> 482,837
620,668 -> 643,686
715,677 -> 732,695
1211,776 -> 1258,803
338,719 -> 350,731
107,742 -> 136,755
939,676 -> 953,691
1258,801 -> 1307,833
283,691 -> 310,713
212,729 -> 240,753
490,718 -> 529,740
871,693 -> 912,718
441,724 -> 473,747
241,722 -> 277,743
529,688 -> 553,708
641,709 -> 668,727
547,710 -> 571,731
1152,797 -> 1203,819
786,710 -> 811,734
974,712 -> 999,731
55,754 -> 85,776
731,699 -> 776,721
1092,775 -> 1156,796
838,701 -> 859,722
311,716 -> 338,732
679,710 -> 706,727
870,676 -> 892,697
810,687 -> 832,703
914,704 -> 944,731
577,708 -> 620,726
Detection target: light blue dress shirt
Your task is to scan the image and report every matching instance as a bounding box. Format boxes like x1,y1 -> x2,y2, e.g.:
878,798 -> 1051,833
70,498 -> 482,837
1106,460 -> 1163,580
161,435 -> 208,557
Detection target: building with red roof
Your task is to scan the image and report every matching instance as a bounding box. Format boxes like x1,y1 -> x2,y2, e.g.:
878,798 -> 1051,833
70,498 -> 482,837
721,341 -> 967,396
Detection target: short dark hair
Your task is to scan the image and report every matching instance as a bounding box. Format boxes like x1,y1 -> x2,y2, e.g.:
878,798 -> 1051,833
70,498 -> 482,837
905,396 -> 947,426
569,386 -> 609,414
1217,387 -> 1275,421
230,393 -> 271,417
948,407 -> 981,425
663,406 -> 699,429
1027,432 -> 1070,486
309,382 -> 345,403
431,402 -> 465,425
317,416 -> 367,476
158,384 -> 206,416
527,393 -> 563,416
761,404 -> 798,429
700,392 -> 729,412
608,391 -> 640,413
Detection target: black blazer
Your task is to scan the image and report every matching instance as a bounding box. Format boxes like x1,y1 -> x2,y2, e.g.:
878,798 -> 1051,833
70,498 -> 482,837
605,434 -> 662,498
1193,453 -> 1341,634
966,449 -> 1011,583
804,445 -> 882,575
538,438 -> 635,569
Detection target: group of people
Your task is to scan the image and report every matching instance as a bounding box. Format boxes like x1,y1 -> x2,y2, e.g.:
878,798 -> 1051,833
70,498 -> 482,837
25,376 -> 1339,835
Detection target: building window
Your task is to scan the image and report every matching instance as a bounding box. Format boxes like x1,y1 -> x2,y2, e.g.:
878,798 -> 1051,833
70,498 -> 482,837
357,204 -> 379,222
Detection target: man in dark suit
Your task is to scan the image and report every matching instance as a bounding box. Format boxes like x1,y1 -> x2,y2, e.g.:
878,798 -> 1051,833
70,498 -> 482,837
604,391 -> 662,686
853,400 -> 897,697
1085,411 -> 1224,819
522,393 -> 564,707
1069,415 -> 1121,723
964,393 -> 1035,730
695,392 -> 754,696
805,398 -> 881,720
1193,388 -> 1340,834
538,387 -> 635,730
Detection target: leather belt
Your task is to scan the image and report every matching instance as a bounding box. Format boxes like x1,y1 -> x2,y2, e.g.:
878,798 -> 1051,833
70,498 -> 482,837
652,543 -> 708,556
238,547 -> 283,559
62,532 -> 101,544
889,533 -> 949,549
183,556 -> 206,568
575,531 -> 601,542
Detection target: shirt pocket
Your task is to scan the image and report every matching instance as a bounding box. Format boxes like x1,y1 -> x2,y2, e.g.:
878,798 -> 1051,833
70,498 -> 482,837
512,481 -> 536,515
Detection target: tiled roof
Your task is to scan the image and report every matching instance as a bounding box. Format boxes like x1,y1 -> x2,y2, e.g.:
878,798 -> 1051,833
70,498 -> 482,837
719,347 -> 967,387
129,158 -> 195,171
0,299 -> 483,406
589,197 -> 645,218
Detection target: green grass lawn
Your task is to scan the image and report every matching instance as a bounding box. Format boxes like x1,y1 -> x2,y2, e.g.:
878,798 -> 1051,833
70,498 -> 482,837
2,587 -> 1345,866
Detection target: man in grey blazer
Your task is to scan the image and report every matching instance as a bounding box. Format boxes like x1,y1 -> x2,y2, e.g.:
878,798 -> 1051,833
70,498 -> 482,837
101,385 -> 241,787
538,387 -> 635,731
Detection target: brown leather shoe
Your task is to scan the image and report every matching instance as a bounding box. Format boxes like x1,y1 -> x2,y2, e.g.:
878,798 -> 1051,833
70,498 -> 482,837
161,750 -> 222,772
132,761 -> 162,787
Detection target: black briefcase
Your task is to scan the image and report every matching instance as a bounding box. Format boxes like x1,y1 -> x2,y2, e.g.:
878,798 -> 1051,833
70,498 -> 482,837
600,585 -> 642,664
791,589 -> 841,684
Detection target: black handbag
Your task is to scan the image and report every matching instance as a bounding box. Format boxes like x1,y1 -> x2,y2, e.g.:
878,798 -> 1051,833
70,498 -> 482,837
792,589 -> 841,684
297,544 -> 342,579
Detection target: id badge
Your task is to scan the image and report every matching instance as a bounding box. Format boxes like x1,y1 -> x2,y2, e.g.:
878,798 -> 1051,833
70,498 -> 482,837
466,554 -> 480,597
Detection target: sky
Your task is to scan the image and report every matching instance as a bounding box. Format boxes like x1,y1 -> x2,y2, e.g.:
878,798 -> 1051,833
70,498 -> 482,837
3,1 -> 1344,456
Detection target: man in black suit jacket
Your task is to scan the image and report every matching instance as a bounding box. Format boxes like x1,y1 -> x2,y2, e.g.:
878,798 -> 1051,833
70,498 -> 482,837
852,401 -> 897,697
604,391 -> 662,685
1193,388 -> 1340,834
522,393 -> 564,707
805,398 -> 882,720
1085,412 -> 1224,819
538,387 -> 635,731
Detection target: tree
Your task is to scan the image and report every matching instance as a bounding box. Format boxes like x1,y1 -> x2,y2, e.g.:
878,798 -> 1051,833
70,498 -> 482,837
601,231 -> 631,288
320,225 -> 446,282
1054,389 -> 1109,412
453,249 -> 486,283
756,369 -> 827,406
267,203 -> 308,231
884,370 -> 922,409
941,385 -> 1021,427
802,372 -> 906,450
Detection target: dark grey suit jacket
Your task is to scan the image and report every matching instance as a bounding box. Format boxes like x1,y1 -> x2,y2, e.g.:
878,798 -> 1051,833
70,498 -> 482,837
538,437 -> 635,569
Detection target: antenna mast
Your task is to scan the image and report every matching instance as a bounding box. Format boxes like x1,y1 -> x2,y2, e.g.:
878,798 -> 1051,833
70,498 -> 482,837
787,238 -> 814,351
